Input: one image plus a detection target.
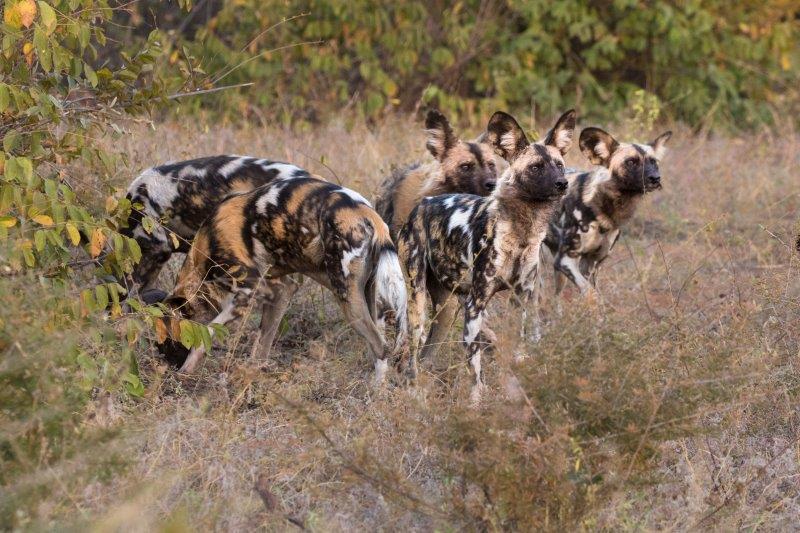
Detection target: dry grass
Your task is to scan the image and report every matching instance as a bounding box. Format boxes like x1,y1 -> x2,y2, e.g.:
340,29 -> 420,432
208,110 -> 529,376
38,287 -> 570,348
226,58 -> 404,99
13,114 -> 800,530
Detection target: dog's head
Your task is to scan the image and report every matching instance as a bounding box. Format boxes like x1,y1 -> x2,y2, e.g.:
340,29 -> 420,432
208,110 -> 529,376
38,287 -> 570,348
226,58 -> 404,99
484,110 -> 576,202
425,109 -> 499,196
579,127 -> 672,194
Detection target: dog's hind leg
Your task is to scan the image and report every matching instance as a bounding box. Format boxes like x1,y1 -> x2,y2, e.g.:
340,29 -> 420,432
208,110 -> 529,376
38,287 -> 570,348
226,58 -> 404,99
339,286 -> 390,387
250,275 -> 302,363
420,283 -> 458,361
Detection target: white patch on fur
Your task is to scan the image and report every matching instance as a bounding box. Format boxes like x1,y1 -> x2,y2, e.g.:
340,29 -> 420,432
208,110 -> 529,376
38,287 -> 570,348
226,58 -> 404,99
582,168 -> 612,204
594,141 -> 612,161
553,127 -> 573,151
573,209 -> 582,221
218,157 -> 245,178
209,294 -> 236,327
447,205 -> 472,234
256,181 -> 289,212
337,187 -> 372,207
373,358 -> 389,386
464,315 -> 482,344
375,248 -> 408,338
129,169 -> 180,210
264,162 -> 304,179
177,165 -> 207,180
559,255 -> 590,293
500,131 -> 519,154
341,241 -> 368,277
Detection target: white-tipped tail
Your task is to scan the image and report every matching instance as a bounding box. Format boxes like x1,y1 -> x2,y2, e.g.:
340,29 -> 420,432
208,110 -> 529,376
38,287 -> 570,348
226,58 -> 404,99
374,246 -> 408,347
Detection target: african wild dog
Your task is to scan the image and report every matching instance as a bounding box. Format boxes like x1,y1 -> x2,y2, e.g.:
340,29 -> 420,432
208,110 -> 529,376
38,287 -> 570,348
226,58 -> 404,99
374,109 -> 500,344
374,109 -> 499,239
399,110 -> 576,403
543,127 -> 671,297
122,155 -> 309,296
154,174 -> 410,385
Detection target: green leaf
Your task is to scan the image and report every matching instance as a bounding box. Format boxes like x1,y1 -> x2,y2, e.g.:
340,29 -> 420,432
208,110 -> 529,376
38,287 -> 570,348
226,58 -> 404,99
34,229 -> 45,251
95,284 -> 109,310
123,372 -> 145,397
127,237 -> 141,263
38,1 -> 57,33
197,323 -> 212,351
3,131 -> 20,153
84,63 -> 98,87
81,288 -> 96,314
179,319 -> 195,349
0,84 -> 9,112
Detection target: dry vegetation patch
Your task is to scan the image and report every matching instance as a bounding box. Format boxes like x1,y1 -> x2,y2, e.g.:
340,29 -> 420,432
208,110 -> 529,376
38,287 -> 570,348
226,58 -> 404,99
4,116 -> 799,530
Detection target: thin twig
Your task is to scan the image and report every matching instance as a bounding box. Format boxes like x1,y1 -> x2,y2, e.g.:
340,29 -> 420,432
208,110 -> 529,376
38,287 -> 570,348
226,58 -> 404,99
168,82 -> 254,100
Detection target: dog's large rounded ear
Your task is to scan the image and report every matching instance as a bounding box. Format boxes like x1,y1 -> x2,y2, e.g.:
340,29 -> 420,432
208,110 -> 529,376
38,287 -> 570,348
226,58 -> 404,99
485,111 -> 529,162
425,109 -> 457,161
543,109 -> 577,155
579,127 -> 620,167
650,130 -> 672,159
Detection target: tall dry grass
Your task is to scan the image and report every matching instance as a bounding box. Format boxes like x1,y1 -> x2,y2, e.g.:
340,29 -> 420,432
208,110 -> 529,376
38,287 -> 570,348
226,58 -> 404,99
10,113 -> 800,530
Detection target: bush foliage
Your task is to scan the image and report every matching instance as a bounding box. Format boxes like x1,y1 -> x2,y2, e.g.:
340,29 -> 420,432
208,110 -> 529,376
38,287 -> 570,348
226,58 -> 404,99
157,0 -> 800,128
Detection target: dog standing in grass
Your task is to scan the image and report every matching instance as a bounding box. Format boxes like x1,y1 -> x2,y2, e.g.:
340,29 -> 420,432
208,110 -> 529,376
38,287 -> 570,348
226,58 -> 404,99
122,155 -> 304,296
543,127 -> 671,297
374,109 -> 499,239
155,173 -> 410,385
375,109 -> 501,348
398,110 -> 576,403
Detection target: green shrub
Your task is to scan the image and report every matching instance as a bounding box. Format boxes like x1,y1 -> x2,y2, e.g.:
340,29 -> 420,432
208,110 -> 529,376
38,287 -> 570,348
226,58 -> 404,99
160,0 -> 798,128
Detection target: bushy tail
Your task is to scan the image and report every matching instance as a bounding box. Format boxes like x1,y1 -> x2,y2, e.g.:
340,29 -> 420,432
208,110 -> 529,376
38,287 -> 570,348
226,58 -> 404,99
372,241 -> 409,357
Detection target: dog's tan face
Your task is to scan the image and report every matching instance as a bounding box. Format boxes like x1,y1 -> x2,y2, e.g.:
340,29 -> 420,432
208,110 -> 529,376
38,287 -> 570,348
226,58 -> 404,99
484,109 -> 577,202
580,128 -> 672,193
425,110 -> 499,195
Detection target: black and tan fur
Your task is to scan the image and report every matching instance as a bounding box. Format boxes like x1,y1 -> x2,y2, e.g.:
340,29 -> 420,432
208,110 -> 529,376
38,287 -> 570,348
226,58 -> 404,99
155,174 -> 410,385
544,127 -> 671,296
398,110 -> 576,402
123,155 -> 309,295
374,110 -> 498,239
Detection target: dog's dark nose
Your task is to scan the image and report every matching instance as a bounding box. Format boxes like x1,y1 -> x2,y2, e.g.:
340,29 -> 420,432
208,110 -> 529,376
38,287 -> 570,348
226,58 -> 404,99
648,175 -> 661,185
555,179 -> 568,191
484,180 -> 496,192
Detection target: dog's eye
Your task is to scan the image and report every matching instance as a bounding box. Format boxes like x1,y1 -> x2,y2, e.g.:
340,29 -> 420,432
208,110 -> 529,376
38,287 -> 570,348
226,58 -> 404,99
625,158 -> 638,167
459,162 -> 474,171
556,161 -> 565,171
647,157 -> 657,165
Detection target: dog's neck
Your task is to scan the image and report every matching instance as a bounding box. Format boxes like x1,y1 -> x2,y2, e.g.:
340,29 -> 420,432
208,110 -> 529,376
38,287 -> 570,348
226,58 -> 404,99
492,194 -> 561,241
583,169 -> 646,229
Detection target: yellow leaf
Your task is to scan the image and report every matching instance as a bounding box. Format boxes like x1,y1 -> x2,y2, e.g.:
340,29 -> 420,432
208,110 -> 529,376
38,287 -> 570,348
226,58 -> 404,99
781,53 -> 791,71
90,228 -> 106,258
32,214 -> 53,226
65,222 -> 80,245
155,318 -> 168,343
0,216 -> 17,228
4,0 -> 38,29
22,42 -> 34,67
105,196 -> 118,213
170,232 -> 180,249
19,0 -> 36,27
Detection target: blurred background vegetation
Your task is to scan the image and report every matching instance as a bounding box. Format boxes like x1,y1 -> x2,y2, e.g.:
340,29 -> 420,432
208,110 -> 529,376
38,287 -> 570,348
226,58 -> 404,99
116,0 -> 799,129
